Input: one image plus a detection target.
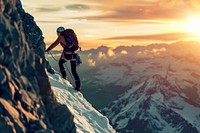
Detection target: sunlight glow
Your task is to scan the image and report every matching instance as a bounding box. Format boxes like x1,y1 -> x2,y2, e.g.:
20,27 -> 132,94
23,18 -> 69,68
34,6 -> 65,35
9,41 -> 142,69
21,0 -> 200,50
98,52 -> 107,59
88,59 -> 96,67
184,17 -> 200,36
121,50 -> 128,55
107,49 -> 115,57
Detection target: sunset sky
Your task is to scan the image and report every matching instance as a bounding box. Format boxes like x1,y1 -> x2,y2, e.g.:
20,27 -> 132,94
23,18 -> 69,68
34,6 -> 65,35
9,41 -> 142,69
21,0 -> 200,50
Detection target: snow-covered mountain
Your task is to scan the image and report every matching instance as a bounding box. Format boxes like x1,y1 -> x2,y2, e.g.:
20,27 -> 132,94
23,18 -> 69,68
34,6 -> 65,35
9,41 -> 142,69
103,74 -> 200,133
47,43 -> 200,111
84,43 -> 200,133
48,73 -> 116,133
52,42 -> 200,133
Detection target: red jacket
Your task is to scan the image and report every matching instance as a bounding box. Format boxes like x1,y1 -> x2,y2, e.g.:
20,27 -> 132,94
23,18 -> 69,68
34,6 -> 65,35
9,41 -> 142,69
46,35 -> 67,52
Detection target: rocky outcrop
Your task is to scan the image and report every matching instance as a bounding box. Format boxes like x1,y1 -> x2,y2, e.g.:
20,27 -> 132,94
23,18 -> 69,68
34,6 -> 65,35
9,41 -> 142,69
16,0 -> 54,74
0,0 -> 75,132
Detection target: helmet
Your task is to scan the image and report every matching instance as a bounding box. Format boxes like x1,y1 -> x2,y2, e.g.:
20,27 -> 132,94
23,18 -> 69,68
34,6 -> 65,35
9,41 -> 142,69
56,26 -> 65,33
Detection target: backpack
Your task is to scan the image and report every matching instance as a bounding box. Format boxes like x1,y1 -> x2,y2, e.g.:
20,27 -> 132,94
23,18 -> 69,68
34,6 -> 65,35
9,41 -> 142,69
61,29 -> 79,51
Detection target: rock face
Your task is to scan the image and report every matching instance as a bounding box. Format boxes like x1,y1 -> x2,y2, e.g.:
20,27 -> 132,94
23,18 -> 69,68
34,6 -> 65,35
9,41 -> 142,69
16,0 -> 54,74
0,0 -> 75,132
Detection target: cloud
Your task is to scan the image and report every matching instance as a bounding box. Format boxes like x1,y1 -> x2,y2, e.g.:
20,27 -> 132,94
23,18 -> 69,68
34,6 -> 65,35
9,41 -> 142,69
98,48 -> 116,59
87,53 -> 96,66
151,48 -> 167,55
25,0 -> 200,23
102,32 -> 192,41
121,50 -> 128,54
183,0 -> 200,10
72,0 -> 200,22
36,7 -> 61,12
137,47 -> 167,56
98,52 -> 107,59
88,53 -> 92,58
37,20 -> 64,24
65,4 -> 90,10
88,59 -> 96,67
86,6 -> 186,21
107,48 -> 115,57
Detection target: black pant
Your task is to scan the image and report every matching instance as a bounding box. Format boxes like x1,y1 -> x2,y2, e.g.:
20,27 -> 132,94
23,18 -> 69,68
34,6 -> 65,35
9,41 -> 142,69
58,53 -> 80,88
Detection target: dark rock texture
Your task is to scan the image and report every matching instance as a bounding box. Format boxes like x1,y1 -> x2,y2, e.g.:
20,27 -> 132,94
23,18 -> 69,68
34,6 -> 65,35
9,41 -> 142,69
16,0 -> 54,74
0,0 -> 76,132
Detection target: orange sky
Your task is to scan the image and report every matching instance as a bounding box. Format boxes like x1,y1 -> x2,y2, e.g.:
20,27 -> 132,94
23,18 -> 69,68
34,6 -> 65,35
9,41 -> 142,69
21,0 -> 200,50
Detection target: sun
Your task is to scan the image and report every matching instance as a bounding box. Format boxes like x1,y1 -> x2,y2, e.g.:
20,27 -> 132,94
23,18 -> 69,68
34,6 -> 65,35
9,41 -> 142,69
184,16 -> 200,36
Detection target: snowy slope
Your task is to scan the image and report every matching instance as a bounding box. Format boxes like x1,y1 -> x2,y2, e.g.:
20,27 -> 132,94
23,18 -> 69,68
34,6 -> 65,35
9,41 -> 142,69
103,75 -> 200,133
47,73 -> 116,133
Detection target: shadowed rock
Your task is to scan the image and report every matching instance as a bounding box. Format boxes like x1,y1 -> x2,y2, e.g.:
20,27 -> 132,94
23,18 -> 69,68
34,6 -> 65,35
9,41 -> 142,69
0,0 -> 76,132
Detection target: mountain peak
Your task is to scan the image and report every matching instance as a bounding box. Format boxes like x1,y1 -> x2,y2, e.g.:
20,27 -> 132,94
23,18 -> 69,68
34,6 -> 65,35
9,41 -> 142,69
104,74 -> 200,132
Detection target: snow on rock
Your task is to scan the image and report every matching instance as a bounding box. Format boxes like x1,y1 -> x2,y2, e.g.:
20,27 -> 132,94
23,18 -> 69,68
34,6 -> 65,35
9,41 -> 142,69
104,74 -> 200,133
48,73 -> 116,133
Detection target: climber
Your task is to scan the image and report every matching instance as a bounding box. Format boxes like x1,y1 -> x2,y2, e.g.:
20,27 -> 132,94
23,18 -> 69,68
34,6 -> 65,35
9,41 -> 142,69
45,26 -> 81,91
